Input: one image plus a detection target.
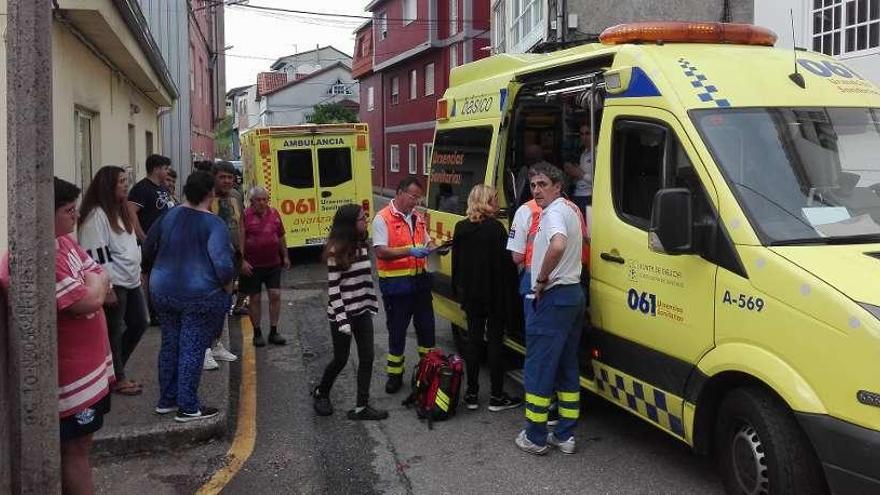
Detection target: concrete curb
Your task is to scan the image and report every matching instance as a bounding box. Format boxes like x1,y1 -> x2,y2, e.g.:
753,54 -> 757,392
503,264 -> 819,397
92,321 -> 234,459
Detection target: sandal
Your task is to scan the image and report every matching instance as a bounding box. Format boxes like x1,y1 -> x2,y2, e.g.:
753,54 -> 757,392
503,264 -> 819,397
113,380 -> 143,396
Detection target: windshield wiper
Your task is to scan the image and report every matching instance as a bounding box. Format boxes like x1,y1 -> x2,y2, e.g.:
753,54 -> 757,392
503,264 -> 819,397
770,233 -> 880,246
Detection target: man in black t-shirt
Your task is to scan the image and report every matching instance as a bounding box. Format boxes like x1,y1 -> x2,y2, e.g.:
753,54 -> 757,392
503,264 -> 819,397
128,154 -> 173,241
127,154 -> 173,325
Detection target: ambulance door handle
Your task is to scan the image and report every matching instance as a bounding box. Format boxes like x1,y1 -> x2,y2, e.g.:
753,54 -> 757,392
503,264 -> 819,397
600,252 -> 625,264
321,191 -> 332,198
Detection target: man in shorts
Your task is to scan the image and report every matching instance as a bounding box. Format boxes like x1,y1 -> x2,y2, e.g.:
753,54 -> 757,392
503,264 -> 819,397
240,186 -> 290,346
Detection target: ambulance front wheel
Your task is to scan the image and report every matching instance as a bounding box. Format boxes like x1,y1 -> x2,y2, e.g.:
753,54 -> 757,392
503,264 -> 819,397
714,386 -> 827,495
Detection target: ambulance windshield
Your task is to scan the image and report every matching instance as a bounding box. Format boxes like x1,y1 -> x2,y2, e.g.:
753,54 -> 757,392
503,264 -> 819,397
694,107 -> 880,245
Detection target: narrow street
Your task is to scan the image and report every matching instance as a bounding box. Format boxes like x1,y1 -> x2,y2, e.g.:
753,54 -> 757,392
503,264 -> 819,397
95,250 -> 722,494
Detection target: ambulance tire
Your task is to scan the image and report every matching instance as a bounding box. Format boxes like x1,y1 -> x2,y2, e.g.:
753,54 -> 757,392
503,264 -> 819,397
715,386 -> 827,495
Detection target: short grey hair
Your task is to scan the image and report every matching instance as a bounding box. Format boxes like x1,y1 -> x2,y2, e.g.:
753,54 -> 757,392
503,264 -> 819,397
528,163 -> 565,184
249,185 -> 269,199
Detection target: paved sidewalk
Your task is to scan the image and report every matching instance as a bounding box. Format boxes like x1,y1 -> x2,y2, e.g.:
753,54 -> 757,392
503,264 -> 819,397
93,317 -> 239,458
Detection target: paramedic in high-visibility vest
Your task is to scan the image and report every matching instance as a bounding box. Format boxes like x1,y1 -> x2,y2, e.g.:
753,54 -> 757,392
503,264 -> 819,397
515,163 -> 585,456
372,177 -> 437,394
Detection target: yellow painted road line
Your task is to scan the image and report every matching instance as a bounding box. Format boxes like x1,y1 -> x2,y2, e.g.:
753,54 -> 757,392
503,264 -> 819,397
197,317 -> 257,495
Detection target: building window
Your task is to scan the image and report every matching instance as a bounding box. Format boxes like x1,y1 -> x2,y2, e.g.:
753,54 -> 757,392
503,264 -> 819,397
360,37 -> 368,57
812,0 -> 880,55
391,76 -> 399,105
145,130 -> 154,157
450,0 -> 458,35
408,144 -> 418,174
493,1 -> 506,52
422,143 -> 432,175
425,63 -> 435,95
403,0 -> 417,25
410,69 -> 418,99
379,12 -> 388,39
368,86 -> 375,111
128,124 -> 136,170
75,108 -> 95,189
510,0 -> 543,50
390,145 -> 400,172
450,44 -> 458,68
329,78 -> 353,95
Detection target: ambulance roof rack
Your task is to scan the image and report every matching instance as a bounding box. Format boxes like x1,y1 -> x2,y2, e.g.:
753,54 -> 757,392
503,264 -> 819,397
255,123 -> 368,136
599,21 -> 777,47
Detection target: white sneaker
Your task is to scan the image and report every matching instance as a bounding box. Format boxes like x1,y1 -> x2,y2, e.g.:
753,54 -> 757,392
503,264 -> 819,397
212,342 -> 238,362
547,432 -> 576,454
203,349 -> 219,370
515,430 -> 549,455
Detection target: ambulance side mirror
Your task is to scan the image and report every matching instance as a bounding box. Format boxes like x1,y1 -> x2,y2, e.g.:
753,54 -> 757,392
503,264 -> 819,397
649,188 -> 694,255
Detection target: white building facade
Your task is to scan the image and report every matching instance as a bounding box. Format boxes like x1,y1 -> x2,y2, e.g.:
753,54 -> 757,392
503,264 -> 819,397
755,0 -> 880,84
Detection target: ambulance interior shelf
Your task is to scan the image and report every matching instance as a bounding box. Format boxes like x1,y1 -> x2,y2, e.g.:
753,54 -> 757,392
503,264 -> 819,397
504,66 -> 607,210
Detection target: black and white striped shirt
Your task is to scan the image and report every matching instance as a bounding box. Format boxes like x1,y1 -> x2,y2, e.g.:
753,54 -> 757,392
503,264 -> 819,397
327,244 -> 379,333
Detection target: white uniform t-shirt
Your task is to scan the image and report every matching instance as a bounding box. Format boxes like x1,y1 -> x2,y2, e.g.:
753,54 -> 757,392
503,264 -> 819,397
530,197 -> 582,291
506,202 -> 534,256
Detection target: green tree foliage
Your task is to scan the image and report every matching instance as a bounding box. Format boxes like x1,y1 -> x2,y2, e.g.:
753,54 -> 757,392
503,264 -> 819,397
214,114 -> 233,160
306,103 -> 358,124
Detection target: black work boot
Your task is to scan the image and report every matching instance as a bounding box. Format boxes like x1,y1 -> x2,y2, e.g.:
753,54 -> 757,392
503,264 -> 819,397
252,328 -> 266,347
312,386 -> 333,416
268,329 -> 286,346
348,405 -> 389,421
385,374 -> 403,394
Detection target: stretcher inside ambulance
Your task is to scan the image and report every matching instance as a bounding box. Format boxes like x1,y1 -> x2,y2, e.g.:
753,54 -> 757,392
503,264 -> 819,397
425,21 -> 880,494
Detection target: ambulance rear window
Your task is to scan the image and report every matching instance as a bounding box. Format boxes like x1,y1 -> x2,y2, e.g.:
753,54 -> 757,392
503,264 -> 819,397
427,126 -> 493,215
278,149 -> 314,189
317,148 -> 353,187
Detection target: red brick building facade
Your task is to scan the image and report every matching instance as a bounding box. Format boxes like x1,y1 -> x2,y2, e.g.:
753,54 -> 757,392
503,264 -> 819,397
353,0 -> 490,190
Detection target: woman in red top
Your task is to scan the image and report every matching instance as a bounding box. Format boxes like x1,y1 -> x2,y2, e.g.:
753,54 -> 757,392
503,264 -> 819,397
1,177 -> 115,494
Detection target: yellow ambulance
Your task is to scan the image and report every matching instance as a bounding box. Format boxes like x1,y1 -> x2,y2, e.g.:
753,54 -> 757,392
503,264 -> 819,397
426,21 -> 880,494
241,123 -> 373,248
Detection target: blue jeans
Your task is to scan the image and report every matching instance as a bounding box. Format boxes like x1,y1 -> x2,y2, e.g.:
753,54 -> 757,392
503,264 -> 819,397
154,291 -> 230,414
523,284 -> 585,445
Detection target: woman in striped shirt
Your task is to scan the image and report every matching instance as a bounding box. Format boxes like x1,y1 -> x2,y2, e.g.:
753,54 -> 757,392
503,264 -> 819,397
312,204 -> 387,421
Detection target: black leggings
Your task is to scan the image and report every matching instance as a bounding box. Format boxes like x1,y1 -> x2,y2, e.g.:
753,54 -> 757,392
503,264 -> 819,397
318,312 -> 375,407
465,311 -> 505,397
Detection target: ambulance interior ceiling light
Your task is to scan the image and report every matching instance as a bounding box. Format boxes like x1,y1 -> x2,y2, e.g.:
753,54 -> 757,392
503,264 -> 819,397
599,21 -> 777,47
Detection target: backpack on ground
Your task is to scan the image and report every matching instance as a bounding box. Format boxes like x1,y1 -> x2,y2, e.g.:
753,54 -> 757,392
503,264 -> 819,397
402,349 -> 464,428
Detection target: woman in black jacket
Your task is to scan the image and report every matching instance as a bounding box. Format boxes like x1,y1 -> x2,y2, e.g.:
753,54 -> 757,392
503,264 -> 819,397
452,184 -> 522,412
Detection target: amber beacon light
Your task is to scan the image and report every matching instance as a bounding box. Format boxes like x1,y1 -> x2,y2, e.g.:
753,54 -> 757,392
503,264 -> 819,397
599,21 -> 777,46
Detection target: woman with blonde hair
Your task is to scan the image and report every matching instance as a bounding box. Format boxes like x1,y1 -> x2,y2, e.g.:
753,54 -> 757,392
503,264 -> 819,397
451,184 -> 521,412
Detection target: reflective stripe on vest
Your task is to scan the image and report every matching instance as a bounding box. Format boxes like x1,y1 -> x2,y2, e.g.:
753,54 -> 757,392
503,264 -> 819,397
562,198 -> 591,272
375,205 -> 428,279
523,200 -> 542,268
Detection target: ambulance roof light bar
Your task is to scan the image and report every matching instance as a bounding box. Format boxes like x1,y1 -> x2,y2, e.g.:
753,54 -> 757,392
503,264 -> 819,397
599,21 -> 777,47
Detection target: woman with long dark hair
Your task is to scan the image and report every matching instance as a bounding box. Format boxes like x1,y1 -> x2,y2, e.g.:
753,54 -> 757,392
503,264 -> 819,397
312,204 -> 386,420
79,165 -> 148,396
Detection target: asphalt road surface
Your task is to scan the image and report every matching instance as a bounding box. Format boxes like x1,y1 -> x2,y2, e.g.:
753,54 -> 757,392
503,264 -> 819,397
96,250 -> 723,494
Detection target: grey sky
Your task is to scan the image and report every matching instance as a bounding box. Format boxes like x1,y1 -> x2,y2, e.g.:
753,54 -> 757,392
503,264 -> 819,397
224,1 -> 369,90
